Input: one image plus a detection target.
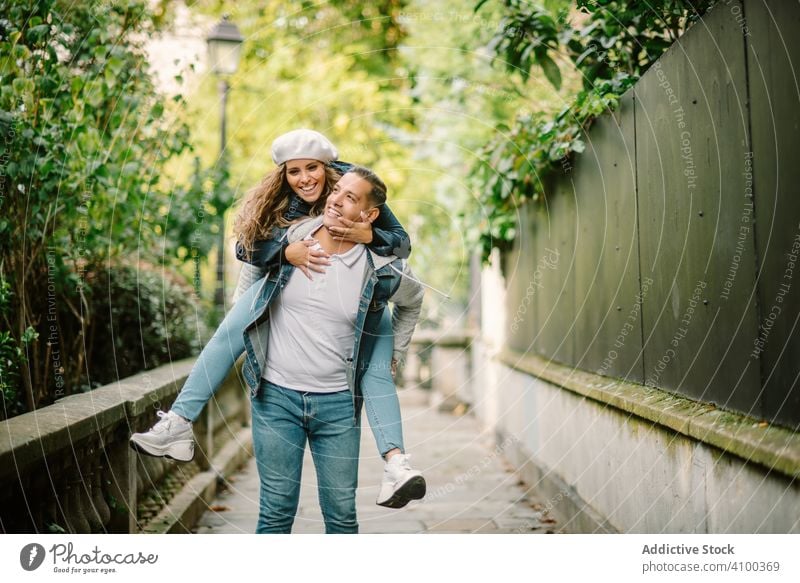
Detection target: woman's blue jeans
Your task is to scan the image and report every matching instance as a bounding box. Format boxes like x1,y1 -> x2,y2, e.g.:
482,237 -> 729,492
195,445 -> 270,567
170,276 -> 404,456
251,380 -> 360,533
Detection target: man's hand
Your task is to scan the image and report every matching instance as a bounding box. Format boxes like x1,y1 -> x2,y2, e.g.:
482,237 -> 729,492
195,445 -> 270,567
328,212 -> 374,244
285,240 -> 331,280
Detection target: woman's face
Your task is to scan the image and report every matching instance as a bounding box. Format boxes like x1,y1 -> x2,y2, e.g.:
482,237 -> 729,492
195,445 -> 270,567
285,159 -> 326,203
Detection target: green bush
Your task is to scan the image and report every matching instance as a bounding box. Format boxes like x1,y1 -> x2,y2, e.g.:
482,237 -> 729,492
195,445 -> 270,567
0,279 -> 38,419
84,261 -> 207,388
0,0 -> 215,415
0,262 -> 206,419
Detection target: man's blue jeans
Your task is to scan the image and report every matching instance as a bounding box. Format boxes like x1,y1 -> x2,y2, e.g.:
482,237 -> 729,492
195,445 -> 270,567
170,276 -> 404,455
251,380 -> 360,533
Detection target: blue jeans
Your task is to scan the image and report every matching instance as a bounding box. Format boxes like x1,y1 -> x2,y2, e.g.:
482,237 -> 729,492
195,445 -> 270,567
251,380 -> 360,533
170,277 -> 404,455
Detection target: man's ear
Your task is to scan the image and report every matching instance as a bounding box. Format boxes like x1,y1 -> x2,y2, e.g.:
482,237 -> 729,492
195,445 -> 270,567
362,207 -> 380,223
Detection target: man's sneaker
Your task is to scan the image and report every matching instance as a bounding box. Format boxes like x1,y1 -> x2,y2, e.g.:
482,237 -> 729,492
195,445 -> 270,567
376,453 -> 426,508
129,410 -> 195,462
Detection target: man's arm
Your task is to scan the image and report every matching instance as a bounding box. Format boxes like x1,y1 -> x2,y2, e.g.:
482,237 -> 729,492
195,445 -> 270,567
232,262 -> 268,303
389,261 -> 425,364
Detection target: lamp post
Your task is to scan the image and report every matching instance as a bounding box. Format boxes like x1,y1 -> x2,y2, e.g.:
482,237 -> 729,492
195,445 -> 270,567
206,15 -> 243,310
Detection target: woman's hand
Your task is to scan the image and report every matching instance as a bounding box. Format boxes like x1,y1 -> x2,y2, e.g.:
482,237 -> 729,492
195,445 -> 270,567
285,240 -> 331,279
328,212 -> 374,244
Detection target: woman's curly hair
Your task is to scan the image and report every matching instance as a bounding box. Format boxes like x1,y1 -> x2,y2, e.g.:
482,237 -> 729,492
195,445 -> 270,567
233,163 -> 342,258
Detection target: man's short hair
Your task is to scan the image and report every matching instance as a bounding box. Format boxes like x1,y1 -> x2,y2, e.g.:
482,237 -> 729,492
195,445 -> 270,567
346,165 -> 387,207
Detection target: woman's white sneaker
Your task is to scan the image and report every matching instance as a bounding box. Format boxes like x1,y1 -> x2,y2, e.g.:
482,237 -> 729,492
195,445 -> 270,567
129,410 -> 195,462
376,453 -> 426,508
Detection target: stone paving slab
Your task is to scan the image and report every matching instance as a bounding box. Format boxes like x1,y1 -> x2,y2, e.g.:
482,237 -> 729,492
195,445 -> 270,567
195,387 -> 567,534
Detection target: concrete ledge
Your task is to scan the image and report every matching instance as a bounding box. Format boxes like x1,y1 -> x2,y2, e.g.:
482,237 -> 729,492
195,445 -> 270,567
0,358 -> 196,480
496,428 -> 618,534
0,357 -> 250,533
499,348 -> 800,480
142,426 -> 254,534
412,330 -> 473,348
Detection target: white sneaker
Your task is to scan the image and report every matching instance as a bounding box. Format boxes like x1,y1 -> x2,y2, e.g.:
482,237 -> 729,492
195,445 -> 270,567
376,453 -> 426,508
129,410 -> 195,462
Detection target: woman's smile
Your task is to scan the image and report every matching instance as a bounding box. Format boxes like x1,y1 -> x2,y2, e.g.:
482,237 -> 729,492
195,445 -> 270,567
286,158 -> 325,203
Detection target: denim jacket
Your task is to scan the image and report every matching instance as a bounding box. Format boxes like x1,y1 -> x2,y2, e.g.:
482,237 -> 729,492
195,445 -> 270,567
238,216 -> 424,419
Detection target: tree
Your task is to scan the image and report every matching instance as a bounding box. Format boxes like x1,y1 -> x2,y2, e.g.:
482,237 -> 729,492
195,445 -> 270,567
0,0 -> 195,414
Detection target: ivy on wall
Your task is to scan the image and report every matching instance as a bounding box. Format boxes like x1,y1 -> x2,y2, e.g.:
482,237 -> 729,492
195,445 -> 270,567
469,0 -> 716,261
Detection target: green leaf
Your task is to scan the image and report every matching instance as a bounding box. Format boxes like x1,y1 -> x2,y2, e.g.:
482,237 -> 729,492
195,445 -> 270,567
21,327 -> 39,343
474,0 -> 491,13
26,24 -> 50,43
11,77 -> 33,96
12,43 -> 30,60
107,55 -> 125,76
71,76 -> 83,96
539,55 -> 562,91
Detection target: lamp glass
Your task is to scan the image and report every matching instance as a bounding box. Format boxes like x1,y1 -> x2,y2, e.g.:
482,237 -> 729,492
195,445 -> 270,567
208,39 -> 241,76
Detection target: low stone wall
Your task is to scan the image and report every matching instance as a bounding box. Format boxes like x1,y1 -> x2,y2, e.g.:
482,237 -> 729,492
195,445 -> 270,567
407,330 -> 473,412
469,338 -> 800,533
0,358 -> 251,533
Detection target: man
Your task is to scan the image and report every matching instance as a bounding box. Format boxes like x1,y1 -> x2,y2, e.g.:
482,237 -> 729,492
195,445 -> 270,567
241,166 -> 425,533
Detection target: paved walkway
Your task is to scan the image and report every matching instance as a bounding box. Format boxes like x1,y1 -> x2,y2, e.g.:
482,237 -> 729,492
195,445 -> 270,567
195,387 -> 565,534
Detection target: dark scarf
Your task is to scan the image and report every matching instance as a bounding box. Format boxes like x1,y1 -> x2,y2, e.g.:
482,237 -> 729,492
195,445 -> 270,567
284,191 -> 312,222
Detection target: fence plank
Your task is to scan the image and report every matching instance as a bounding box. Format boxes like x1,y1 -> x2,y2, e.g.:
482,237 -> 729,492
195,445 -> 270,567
534,178 -> 576,365
746,0 -> 800,430
572,91 -> 644,382
634,0 -> 761,413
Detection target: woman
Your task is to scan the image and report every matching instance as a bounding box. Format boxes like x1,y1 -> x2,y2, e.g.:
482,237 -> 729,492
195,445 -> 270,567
130,129 -> 425,509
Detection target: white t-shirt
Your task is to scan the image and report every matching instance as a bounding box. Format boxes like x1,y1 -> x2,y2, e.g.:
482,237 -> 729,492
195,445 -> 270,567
264,235 -> 368,393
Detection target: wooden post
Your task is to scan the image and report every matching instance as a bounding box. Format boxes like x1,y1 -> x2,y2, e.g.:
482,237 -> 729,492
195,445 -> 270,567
106,429 -> 137,533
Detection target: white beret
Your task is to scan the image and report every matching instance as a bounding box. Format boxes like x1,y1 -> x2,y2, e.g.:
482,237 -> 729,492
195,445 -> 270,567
271,129 -> 338,165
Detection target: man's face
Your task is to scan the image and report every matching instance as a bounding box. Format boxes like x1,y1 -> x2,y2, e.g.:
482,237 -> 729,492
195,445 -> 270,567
323,172 -> 374,228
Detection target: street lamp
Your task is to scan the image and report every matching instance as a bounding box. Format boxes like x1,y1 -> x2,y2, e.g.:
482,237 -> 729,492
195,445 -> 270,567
206,15 -> 243,311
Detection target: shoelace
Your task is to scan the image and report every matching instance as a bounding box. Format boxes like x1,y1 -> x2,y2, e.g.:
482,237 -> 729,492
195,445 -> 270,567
396,454 -> 412,470
151,410 -> 172,433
